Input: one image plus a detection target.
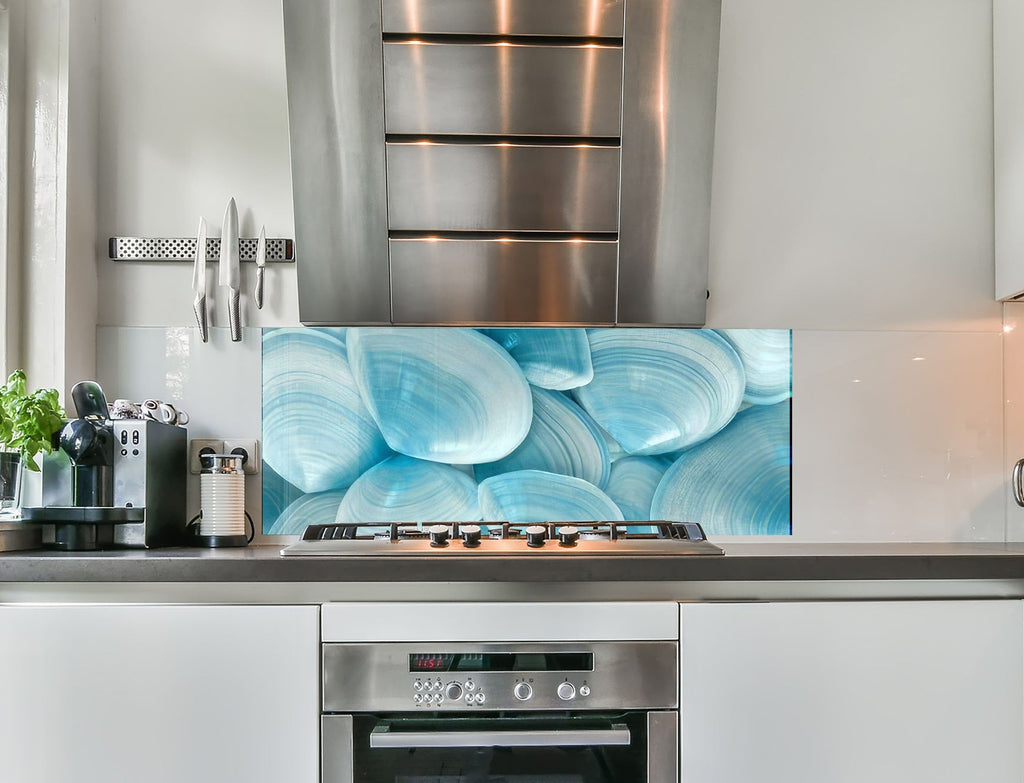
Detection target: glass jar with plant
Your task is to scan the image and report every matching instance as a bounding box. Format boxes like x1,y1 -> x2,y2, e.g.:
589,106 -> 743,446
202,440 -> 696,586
0,370 -> 65,517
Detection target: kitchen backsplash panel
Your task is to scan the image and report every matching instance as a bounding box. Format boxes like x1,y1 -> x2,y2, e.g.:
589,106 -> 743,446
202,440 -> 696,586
96,326 -> 1004,541
261,328 -> 793,535
791,329 -> 1004,542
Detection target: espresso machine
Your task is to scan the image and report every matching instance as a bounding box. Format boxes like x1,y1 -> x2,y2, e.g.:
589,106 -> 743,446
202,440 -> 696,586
22,381 -> 187,550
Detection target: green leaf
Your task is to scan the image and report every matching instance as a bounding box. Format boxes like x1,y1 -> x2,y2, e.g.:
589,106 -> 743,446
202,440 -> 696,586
0,370 -> 65,471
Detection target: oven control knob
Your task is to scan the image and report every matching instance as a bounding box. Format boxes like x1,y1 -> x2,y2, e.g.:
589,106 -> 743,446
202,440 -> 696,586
513,682 -> 533,701
461,524 -> 482,548
557,526 -> 579,546
445,682 -> 463,701
525,525 -> 547,548
428,524 -> 450,547
579,685 -> 591,697
556,682 -> 576,701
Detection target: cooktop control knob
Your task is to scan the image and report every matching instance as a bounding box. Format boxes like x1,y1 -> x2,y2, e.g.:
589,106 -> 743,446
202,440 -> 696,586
445,682 -> 463,701
557,525 -> 579,547
513,682 -> 533,701
428,524 -> 450,547
461,524 -> 482,548
556,682 -> 576,701
525,525 -> 547,548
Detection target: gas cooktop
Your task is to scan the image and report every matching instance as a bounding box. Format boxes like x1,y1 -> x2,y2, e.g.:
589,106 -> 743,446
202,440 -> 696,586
280,521 -> 724,557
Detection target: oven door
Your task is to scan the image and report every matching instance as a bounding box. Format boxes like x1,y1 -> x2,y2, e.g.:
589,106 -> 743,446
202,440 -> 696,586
322,711 -> 677,783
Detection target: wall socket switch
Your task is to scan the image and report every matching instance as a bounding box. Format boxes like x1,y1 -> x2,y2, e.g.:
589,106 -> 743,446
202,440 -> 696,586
188,438 -> 260,475
223,438 -> 260,475
189,439 -> 224,474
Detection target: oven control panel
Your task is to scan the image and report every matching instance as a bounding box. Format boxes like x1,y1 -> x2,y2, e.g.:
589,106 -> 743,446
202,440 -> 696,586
412,676 -> 495,707
409,674 -> 592,709
322,641 -> 678,713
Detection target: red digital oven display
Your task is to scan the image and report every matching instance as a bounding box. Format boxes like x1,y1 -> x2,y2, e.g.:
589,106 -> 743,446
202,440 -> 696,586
410,654 -> 456,672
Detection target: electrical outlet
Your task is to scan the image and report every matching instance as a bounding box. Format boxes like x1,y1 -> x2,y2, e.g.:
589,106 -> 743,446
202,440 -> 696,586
189,439 -> 224,474
223,438 -> 260,475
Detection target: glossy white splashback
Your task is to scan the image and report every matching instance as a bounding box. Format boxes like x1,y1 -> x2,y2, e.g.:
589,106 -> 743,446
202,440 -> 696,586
1003,302 -> 1024,541
790,331 -> 1004,542
96,327 -> 264,537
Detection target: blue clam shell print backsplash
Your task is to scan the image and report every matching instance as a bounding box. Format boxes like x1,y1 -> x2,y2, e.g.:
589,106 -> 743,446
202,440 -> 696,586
262,327 -> 792,536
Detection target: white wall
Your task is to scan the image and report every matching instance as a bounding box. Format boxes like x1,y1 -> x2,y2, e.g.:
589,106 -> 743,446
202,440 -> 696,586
96,0 -> 295,329
90,0 -> 1006,542
95,0 -> 1000,334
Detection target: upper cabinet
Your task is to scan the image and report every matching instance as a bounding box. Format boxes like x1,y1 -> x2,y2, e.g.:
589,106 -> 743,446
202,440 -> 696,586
283,0 -> 722,327
996,0 -> 1024,300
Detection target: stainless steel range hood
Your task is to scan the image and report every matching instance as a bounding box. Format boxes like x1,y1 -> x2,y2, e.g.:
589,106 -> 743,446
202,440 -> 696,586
283,0 -> 721,326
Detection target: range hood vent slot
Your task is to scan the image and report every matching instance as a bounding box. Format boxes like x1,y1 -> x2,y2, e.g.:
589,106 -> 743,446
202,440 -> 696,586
284,0 -> 721,327
381,33 -> 625,46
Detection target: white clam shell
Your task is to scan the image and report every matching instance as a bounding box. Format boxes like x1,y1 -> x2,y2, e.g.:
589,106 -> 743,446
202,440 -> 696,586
717,329 -> 792,405
474,387 -> 610,489
267,488 -> 349,535
262,328 -> 391,493
604,456 -> 672,521
651,402 -> 791,535
480,328 -> 594,390
348,328 -> 532,464
574,329 -> 746,455
336,455 -> 481,523
478,469 -> 623,524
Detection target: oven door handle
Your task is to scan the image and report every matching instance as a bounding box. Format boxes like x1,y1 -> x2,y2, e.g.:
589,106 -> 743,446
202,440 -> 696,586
368,723 -> 631,749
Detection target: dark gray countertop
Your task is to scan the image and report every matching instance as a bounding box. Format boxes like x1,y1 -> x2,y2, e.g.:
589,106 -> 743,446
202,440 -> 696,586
3,542 -> 1024,583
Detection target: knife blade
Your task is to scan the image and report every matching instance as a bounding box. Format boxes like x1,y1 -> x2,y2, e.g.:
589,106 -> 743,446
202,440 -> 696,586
219,197 -> 241,342
191,217 -> 209,342
254,224 -> 266,310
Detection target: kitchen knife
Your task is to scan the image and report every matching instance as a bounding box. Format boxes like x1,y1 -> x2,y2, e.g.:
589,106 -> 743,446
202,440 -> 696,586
254,224 -> 266,310
219,197 -> 241,342
191,217 -> 209,342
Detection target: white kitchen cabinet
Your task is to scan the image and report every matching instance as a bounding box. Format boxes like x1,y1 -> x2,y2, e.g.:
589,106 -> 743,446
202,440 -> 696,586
996,0 -> 1024,300
0,604 -> 319,783
679,601 -> 1023,783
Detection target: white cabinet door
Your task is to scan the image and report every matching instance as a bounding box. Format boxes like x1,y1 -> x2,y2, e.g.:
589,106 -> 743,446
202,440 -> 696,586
680,601 -> 1023,783
996,0 -> 1024,299
0,604 -> 319,783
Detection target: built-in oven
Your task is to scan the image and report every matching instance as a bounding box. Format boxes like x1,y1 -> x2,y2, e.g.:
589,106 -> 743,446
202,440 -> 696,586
321,641 -> 678,783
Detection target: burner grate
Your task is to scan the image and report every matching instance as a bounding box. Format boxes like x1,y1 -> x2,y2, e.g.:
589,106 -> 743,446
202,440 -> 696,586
300,520 -> 710,543
282,519 -> 723,557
